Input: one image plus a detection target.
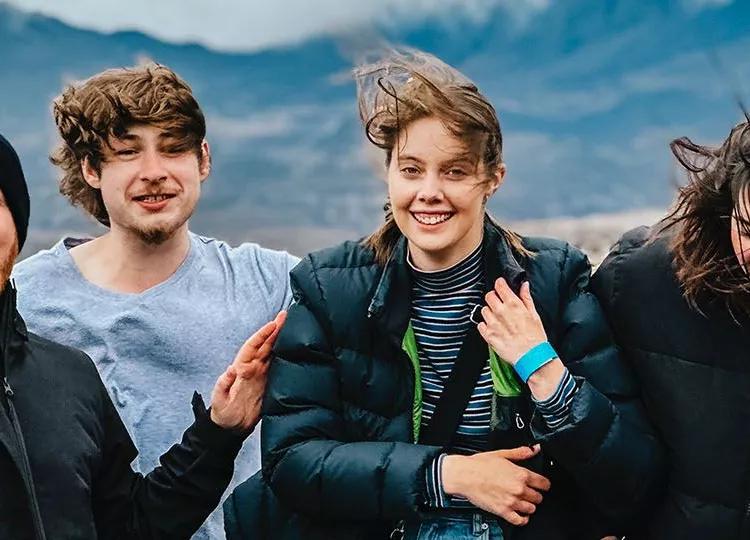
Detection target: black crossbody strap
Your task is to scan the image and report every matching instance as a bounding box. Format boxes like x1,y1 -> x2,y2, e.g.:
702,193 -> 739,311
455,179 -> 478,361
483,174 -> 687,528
420,305 -> 488,447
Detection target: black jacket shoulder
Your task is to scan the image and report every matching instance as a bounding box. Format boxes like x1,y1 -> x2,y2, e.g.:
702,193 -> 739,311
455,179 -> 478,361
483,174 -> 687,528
24,331 -> 102,380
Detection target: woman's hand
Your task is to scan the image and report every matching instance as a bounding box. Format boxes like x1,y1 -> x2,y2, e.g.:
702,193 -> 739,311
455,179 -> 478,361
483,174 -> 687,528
210,311 -> 287,432
478,278 -> 547,365
441,445 -> 551,525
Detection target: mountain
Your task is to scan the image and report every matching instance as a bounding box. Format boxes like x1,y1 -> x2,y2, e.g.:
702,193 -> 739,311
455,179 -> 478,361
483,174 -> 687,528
1,1 -> 748,254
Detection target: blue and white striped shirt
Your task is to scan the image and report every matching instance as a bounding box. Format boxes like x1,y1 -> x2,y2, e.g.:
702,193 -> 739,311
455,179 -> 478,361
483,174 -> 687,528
409,243 -> 578,508
410,242 -> 493,456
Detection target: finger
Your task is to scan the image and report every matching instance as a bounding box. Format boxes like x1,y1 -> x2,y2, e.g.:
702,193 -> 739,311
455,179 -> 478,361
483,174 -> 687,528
480,306 -> 499,327
525,470 -> 552,492
253,311 -> 288,362
477,321 -> 489,341
497,445 -> 539,462
494,277 -> 522,307
520,281 -> 536,311
235,358 -> 271,380
274,310 -> 288,327
484,290 -> 504,313
249,320 -> 279,348
254,330 -> 283,364
501,511 -> 529,527
234,321 -> 279,364
214,366 -> 237,395
260,314 -> 287,358
512,499 -> 537,515
521,487 -> 544,505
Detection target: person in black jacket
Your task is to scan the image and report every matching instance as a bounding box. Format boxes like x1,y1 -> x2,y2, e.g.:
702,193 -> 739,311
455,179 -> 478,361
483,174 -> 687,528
0,131 -> 285,540
591,119 -> 750,540
225,50 -> 664,540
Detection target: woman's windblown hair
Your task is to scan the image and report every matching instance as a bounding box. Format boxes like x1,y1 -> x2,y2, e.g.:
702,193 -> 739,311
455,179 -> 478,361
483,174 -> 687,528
659,119 -> 750,318
354,49 -> 526,265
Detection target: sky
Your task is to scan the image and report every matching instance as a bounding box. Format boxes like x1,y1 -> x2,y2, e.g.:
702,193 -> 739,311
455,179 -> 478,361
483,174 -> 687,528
6,0 -> 552,52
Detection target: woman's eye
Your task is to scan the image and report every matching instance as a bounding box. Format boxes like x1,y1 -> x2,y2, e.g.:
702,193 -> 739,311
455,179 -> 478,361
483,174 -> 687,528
115,149 -> 137,156
446,168 -> 467,178
401,167 -> 420,175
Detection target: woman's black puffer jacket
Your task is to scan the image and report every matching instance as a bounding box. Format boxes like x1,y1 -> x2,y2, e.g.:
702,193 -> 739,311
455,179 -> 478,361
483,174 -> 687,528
232,221 -> 665,539
592,226 -> 750,539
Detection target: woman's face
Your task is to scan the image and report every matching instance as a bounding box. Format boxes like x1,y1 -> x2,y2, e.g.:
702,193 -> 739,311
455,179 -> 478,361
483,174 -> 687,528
730,191 -> 750,271
387,116 -> 503,271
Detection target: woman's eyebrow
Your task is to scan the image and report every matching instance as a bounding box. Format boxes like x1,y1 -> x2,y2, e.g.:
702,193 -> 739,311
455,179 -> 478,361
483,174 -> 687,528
397,154 -> 426,165
441,154 -> 475,166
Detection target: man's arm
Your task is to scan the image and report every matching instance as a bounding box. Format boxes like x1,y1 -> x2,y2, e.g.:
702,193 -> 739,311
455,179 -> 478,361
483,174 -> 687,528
91,314 -> 285,539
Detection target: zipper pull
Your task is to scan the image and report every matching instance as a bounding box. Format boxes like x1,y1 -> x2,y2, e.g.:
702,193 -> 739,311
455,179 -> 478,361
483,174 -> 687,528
390,520 -> 405,540
3,377 -> 13,398
515,412 -> 525,430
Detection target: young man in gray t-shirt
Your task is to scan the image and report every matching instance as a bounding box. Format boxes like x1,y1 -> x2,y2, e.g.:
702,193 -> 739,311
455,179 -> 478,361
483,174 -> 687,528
12,64 -> 299,539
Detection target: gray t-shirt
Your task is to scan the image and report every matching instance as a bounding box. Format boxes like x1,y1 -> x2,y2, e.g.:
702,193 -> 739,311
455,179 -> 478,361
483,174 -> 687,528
12,232 -> 299,539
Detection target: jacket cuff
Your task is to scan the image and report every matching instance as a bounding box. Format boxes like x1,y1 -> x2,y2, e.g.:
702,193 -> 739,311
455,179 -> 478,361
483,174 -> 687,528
190,391 -> 248,453
529,379 -> 615,464
532,368 -> 579,429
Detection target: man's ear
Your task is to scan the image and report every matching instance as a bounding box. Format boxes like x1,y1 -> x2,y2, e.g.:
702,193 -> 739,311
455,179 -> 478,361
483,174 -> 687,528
199,140 -> 211,182
81,156 -> 102,189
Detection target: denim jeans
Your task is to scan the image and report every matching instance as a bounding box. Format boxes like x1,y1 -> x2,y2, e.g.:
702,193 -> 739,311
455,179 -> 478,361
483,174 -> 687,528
402,512 -> 504,540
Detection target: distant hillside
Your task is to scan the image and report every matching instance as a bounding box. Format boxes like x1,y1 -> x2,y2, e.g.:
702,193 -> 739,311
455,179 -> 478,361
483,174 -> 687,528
21,208 -> 667,265
1,1 -> 748,246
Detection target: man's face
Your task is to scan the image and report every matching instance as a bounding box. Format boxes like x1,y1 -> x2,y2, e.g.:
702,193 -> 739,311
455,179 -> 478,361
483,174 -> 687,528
82,124 -> 210,245
0,192 -> 19,287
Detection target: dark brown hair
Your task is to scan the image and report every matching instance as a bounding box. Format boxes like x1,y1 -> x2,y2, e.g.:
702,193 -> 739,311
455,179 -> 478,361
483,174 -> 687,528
51,63 -> 206,226
354,50 -> 527,265
659,119 -> 750,317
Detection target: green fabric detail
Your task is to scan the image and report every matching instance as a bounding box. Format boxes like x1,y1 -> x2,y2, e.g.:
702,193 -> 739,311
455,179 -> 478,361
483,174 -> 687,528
401,323 -> 523,443
401,322 -> 422,442
489,347 -> 523,397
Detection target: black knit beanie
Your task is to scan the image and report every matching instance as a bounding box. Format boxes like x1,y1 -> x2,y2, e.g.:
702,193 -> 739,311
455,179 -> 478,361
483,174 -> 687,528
0,134 -> 31,251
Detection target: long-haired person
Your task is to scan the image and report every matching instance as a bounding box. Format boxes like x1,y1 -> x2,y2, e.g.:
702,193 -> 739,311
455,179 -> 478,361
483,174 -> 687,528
592,119 -> 750,539
226,51 -> 664,540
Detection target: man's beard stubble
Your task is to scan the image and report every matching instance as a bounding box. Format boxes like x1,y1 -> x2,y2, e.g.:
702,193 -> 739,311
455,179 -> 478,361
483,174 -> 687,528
131,212 -> 193,246
0,236 -> 19,291
136,226 -> 174,246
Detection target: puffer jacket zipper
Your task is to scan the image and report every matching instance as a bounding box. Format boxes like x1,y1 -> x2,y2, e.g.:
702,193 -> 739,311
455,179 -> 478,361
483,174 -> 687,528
3,377 -> 46,540
739,497 -> 750,538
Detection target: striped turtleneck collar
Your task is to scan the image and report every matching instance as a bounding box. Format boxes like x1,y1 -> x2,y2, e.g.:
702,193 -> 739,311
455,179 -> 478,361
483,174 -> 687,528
407,241 -> 484,285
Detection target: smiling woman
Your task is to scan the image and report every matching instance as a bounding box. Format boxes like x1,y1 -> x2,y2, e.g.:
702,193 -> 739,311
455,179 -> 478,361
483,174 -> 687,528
356,52 -> 523,269
226,49 -> 665,540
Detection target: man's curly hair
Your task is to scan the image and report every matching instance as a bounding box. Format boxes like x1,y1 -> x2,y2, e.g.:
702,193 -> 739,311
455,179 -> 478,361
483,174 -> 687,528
51,63 -> 206,226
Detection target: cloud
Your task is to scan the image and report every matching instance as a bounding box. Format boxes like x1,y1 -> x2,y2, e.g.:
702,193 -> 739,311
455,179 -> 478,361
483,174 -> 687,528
207,102 -> 351,141
7,0 -> 549,52
680,0 -> 734,13
209,110 -> 297,140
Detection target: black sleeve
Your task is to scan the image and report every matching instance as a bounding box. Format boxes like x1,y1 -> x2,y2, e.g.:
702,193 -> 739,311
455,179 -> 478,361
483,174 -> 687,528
531,243 -> 666,527
91,380 -> 246,539
261,257 -> 442,521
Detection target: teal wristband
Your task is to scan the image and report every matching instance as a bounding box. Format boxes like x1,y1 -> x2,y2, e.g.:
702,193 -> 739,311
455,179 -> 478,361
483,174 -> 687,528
514,342 -> 557,383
